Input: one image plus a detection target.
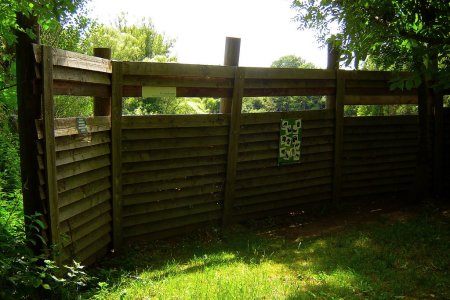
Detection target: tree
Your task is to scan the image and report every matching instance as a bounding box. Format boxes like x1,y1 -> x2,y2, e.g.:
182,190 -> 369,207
243,55 -> 324,113
292,0 -> 450,91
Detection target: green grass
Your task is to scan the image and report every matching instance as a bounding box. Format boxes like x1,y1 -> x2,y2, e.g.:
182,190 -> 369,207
85,206 -> 450,299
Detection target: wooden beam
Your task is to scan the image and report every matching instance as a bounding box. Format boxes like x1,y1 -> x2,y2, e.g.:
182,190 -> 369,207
111,61 -> 123,251
42,46 -> 61,265
326,40 -> 339,109
16,14 -> 44,251
94,48 -> 112,116
220,37 -> 241,113
223,67 -> 245,225
332,70 -> 345,205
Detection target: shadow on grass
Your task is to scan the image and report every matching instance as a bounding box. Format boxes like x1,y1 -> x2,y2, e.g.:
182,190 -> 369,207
88,203 -> 450,299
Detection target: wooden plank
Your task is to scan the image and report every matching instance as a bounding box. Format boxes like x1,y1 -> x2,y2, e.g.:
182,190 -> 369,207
244,78 -> 335,89
123,193 -> 222,217
123,85 -> 232,98
36,116 -> 110,139
55,131 -> 111,152
344,95 -> 418,105
59,189 -> 111,222
343,139 -> 418,151
122,146 -> 228,163
42,46 -> 61,263
343,125 -> 419,135
122,155 -> 226,173
243,67 -> 335,80
236,176 -> 331,198
111,61 -> 123,251
342,167 -> 415,182
343,146 -> 417,158
343,160 -> 417,175
57,166 -> 111,194
59,177 -> 111,208
93,48 -> 113,116
237,185 -> 332,207
244,87 -> 335,97
237,152 -> 333,171
235,192 -> 330,217
54,81 -> 111,97
236,166 -> 333,189
343,131 -> 418,143
53,66 -> 111,85
340,70 -> 413,81
123,174 -> 225,195
122,135 -> 228,151
332,70 -> 345,204
56,143 -> 111,166
237,144 -> 333,162
59,201 -> 111,234
52,48 -> 111,73
343,116 -> 418,126
122,126 -> 229,140
239,132 -> 333,144
62,218 -> 110,247
223,68 -> 245,225
56,155 -> 111,180
342,153 -> 417,167
123,74 -> 233,88
62,223 -> 111,257
72,234 -> 111,265
122,61 -> 235,78
122,164 -> 226,185
123,183 -> 223,206
123,202 -> 220,227
240,120 -> 334,134
240,109 -> 334,125
121,114 -> 230,129
123,211 -> 222,238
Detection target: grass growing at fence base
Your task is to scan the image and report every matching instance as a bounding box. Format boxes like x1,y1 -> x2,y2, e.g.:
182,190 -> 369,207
87,205 -> 450,299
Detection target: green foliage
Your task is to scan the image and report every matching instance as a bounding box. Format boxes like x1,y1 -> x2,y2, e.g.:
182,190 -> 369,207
86,13 -> 175,61
54,96 -> 93,118
344,104 -> 418,116
292,0 -> 450,90
0,104 -> 20,192
123,97 -> 220,115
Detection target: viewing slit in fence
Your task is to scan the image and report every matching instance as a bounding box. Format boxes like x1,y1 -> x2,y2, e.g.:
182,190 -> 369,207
17,39 -> 447,266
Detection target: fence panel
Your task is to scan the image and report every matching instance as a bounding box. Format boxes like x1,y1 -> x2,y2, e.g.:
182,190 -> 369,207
233,110 -> 335,219
342,116 -> 419,201
444,108 -> 450,194
121,115 -> 229,241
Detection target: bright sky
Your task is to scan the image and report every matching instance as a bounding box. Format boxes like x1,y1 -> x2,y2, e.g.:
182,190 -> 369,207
87,0 -> 327,68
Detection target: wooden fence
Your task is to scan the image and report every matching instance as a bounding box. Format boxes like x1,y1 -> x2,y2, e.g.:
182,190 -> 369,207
444,108 -> 450,194
28,45 -> 446,265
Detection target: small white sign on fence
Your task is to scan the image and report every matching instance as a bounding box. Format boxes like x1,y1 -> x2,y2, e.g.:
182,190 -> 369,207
142,86 -> 177,98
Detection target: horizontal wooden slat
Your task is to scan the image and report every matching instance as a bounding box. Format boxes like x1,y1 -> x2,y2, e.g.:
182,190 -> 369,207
72,235 -> 111,265
123,202 -> 220,228
123,183 -> 223,206
33,44 -> 112,73
36,117 -> 110,139
122,126 -> 229,140
122,146 -> 227,163
342,160 -> 416,175
237,184 -> 332,207
56,155 -> 110,180
343,139 -> 418,151
123,165 -> 226,184
55,131 -> 111,152
237,152 -> 333,171
342,167 -> 415,182
122,135 -> 228,151
123,211 -> 222,238
59,189 -> 111,222
123,193 -> 221,217
56,143 -> 110,166
343,131 -> 417,142
343,116 -> 418,126
59,177 -> 111,208
122,61 -> 236,78
343,146 -> 417,158
60,201 -> 111,234
123,174 -> 224,195
54,81 -> 111,97
122,115 -> 230,129
53,66 -> 111,85
123,75 -> 233,88
122,156 -> 226,173
241,109 -> 334,125
238,144 -> 333,162
243,67 -> 335,80
57,166 -> 111,193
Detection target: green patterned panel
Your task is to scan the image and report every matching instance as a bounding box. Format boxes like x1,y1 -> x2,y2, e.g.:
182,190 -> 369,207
278,118 -> 302,165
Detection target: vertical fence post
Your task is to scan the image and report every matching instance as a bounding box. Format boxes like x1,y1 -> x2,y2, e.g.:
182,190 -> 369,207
332,70 -> 345,205
42,45 -> 61,265
16,13 -> 43,250
111,61 -> 123,250
223,67 -> 245,226
94,48 -> 112,116
220,37 -> 241,113
326,38 -> 339,110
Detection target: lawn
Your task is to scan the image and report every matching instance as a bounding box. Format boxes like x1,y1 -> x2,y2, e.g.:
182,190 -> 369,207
85,202 -> 450,299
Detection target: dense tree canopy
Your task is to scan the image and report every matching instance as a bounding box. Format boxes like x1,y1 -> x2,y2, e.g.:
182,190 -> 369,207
292,0 -> 450,90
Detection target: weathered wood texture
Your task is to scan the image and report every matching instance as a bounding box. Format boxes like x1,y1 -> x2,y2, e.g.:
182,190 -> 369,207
36,117 -> 112,265
443,108 -> 450,195
232,110 -> 335,220
341,116 -> 419,201
121,115 -> 229,241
